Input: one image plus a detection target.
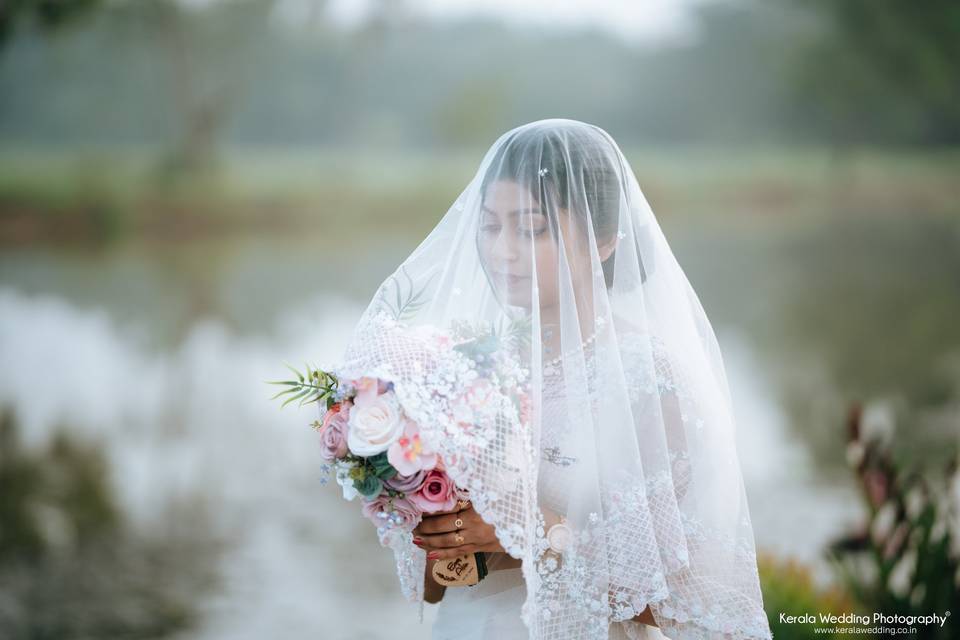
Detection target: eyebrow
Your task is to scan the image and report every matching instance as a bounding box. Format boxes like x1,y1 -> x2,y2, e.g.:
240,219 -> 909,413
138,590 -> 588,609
480,205 -> 545,217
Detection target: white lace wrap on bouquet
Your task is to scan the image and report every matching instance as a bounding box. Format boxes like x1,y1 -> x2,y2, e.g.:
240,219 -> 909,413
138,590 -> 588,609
336,312 -> 538,609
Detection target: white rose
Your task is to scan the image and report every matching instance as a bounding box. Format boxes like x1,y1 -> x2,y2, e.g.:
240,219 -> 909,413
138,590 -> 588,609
347,392 -> 404,456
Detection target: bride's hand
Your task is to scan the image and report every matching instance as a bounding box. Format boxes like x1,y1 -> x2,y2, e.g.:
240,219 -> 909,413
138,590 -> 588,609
412,501 -> 506,560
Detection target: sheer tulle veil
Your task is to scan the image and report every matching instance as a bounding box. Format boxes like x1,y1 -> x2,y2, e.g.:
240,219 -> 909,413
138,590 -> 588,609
337,119 -> 773,640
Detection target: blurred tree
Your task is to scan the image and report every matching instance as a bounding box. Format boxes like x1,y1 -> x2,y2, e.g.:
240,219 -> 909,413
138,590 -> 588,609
0,0 -> 101,47
792,0 -> 960,145
0,0 -> 280,184
131,0 -> 277,184
2,0 -> 957,149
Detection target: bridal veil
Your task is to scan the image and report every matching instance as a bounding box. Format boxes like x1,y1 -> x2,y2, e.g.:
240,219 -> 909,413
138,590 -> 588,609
337,118 -> 772,640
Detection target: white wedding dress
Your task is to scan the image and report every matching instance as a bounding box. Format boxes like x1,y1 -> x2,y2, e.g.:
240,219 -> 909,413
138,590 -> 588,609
431,557 -> 671,640
431,333 -> 675,640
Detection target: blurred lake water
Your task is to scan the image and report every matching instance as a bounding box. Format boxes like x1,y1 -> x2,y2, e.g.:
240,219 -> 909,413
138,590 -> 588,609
1,150 -> 958,638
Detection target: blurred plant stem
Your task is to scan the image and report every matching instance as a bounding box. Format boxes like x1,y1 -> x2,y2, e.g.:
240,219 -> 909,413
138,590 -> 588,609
822,402 -> 959,638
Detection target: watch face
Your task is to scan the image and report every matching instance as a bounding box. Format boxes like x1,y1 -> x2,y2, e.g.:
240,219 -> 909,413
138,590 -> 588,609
547,522 -> 573,553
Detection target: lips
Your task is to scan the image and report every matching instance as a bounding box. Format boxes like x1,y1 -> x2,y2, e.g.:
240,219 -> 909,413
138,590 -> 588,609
495,272 -> 529,285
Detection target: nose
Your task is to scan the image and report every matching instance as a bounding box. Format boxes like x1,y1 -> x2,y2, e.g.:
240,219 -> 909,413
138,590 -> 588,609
489,228 -> 520,266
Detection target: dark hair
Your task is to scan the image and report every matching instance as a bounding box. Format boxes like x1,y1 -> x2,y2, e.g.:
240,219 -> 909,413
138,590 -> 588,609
478,121 -> 645,288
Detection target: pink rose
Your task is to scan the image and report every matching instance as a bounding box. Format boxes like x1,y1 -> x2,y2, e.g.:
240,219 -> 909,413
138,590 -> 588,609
318,402 -> 349,461
385,468 -> 428,494
408,469 -> 457,513
362,494 -> 421,532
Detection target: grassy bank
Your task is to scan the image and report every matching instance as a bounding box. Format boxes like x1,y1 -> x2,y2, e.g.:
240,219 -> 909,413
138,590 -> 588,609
1,145 -> 958,246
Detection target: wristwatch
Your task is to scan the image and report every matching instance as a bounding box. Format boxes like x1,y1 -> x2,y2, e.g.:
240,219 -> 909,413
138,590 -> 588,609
546,515 -> 572,553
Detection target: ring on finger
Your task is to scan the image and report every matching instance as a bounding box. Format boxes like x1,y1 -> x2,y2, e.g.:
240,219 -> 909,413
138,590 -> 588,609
454,532 -> 465,544
454,518 -> 463,528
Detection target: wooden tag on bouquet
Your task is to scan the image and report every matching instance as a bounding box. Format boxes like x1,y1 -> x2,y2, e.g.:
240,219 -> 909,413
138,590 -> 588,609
431,552 -> 487,587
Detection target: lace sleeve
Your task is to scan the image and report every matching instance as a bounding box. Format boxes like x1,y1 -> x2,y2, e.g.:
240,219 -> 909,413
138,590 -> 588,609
529,333 -> 770,639
611,334 -> 771,640
651,338 -> 693,503
600,335 -> 694,626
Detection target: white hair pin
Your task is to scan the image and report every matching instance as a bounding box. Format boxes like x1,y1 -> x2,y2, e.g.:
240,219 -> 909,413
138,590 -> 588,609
538,167 -> 549,177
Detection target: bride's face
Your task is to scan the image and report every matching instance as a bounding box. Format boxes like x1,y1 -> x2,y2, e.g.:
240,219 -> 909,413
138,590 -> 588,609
478,179 -> 600,311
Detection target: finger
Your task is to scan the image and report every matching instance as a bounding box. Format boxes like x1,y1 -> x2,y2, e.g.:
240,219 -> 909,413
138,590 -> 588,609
418,511 -> 472,535
419,530 -> 469,550
432,498 -> 473,514
426,501 -> 469,516
416,515 -> 448,535
420,531 -> 466,550
430,543 -> 477,561
413,515 -> 450,535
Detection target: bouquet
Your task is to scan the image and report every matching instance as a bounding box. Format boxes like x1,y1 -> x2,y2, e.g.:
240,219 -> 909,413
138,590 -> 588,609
268,315 -> 530,588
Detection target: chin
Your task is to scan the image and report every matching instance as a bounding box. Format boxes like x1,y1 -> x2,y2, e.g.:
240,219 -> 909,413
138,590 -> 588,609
499,287 -> 532,309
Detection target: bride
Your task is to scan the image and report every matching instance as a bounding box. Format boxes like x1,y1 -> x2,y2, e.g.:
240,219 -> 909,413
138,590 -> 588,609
341,119 -> 772,640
